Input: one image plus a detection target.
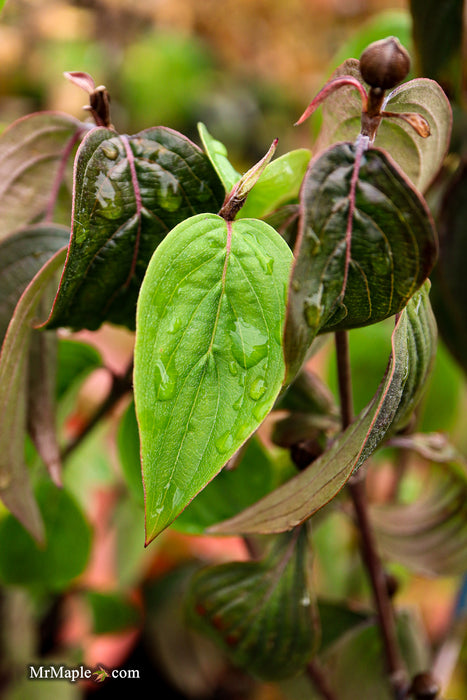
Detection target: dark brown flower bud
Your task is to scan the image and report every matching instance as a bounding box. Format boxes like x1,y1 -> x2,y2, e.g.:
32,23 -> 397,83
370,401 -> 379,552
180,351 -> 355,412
359,37 -> 410,91
408,671 -> 440,699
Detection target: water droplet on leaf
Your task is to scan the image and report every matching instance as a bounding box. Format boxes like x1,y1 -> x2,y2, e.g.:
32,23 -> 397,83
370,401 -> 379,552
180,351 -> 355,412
249,376 -> 267,400
101,142 -> 119,160
215,431 -> 234,455
229,319 -> 268,369
154,358 -> 177,401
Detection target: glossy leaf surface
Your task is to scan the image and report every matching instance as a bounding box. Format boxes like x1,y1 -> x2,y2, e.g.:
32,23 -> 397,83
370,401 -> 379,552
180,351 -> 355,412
372,463 -> 467,576
46,126 -> 225,331
313,60 -> 451,193
0,480 -> 91,589
118,399 -> 294,533
285,142 -> 437,380
134,213 -> 293,543
186,528 -> 318,680
0,112 -> 83,238
210,284 -> 435,535
0,245 -> 67,541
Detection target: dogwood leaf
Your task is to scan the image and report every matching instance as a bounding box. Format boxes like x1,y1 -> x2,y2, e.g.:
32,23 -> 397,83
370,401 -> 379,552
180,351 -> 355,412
46,126 -> 225,331
209,283 -> 435,535
134,213 -> 293,543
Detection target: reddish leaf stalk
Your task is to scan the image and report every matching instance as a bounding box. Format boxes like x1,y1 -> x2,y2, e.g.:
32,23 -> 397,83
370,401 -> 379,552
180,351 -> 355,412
306,660 -> 338,700
335,331 -> 407,699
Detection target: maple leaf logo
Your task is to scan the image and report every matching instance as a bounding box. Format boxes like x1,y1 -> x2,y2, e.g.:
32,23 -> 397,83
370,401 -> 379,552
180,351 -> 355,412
93,666 -> 110,683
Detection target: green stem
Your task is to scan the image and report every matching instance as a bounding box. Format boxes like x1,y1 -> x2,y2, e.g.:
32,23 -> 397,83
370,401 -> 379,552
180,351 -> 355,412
335,331 -> 407,700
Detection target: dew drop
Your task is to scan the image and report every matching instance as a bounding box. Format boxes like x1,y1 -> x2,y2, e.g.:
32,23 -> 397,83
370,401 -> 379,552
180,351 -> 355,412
228,360 -> 238,376
229,319 -> 268,369
305,226 -> 320,253
154,358 -> 177,401
101,142 -> 119,160
304,287 -> 324,328
249,376 -> 267,401
157,177 -> 183,212
197,180 -> 211,203
233,395 -> 243,410
253,400 -> 270,423
215,431 -> 234,455
235,424 -> 250,442
168,316 -> 183,334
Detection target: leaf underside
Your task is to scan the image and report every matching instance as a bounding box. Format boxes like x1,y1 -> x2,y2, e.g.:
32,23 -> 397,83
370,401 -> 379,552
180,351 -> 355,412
0,245 -> 68,542
285,142 -> 437,381
46,126 -> 225,331
209,283 -> 436,535
134,213 -> 293,543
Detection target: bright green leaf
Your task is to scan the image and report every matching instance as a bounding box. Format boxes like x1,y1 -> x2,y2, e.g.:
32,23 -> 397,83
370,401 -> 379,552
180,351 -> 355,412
238,149 -> 311,220
134,212 -> 293,543
118,401 -> 294,534
0,246 -> 67,542
0,480 -> 91,589
285,142 -> 437,380
197,121 -> 241,192
210,283 -> 436,535
186,528 -> 318,680
46,126 -> 225,331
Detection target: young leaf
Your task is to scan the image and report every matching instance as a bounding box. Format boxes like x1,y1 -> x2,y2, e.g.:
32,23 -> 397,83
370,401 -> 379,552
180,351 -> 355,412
0,112 -> 84,238
0,246 -> 67,542
0,480 -> 92,589
46,126 -> 225,331
186,528 -> 319,680
209,283 -> 435,535
371,462 -> 467,577
285,141 -> 437,380
134,213 -> 293,543
313,61 -> 451,193
197,121 -> 241,192
238,149 -> 311,220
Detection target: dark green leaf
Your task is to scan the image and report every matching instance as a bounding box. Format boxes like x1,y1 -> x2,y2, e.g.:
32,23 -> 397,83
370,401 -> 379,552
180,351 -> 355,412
134,213 -> 293,542
410,0 -> 463,99
56,338 -> 103,399
431,161 -> 467,375
186,528 -> 318,680
316,600 -> 368,653
86,591 -> 141,634
285,142 -> 437,380
0,480 -> 91,589
0,246 -> 67,542
313,61 -> 451,193
0,113 -> 83,238
209,283 -> 436,535
372,462 -> 467,576
46,126 -> 225,331
274,367 -> 337,416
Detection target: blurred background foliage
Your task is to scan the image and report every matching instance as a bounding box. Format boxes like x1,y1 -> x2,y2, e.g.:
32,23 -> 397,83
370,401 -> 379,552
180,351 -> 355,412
0,0 -> 466,698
